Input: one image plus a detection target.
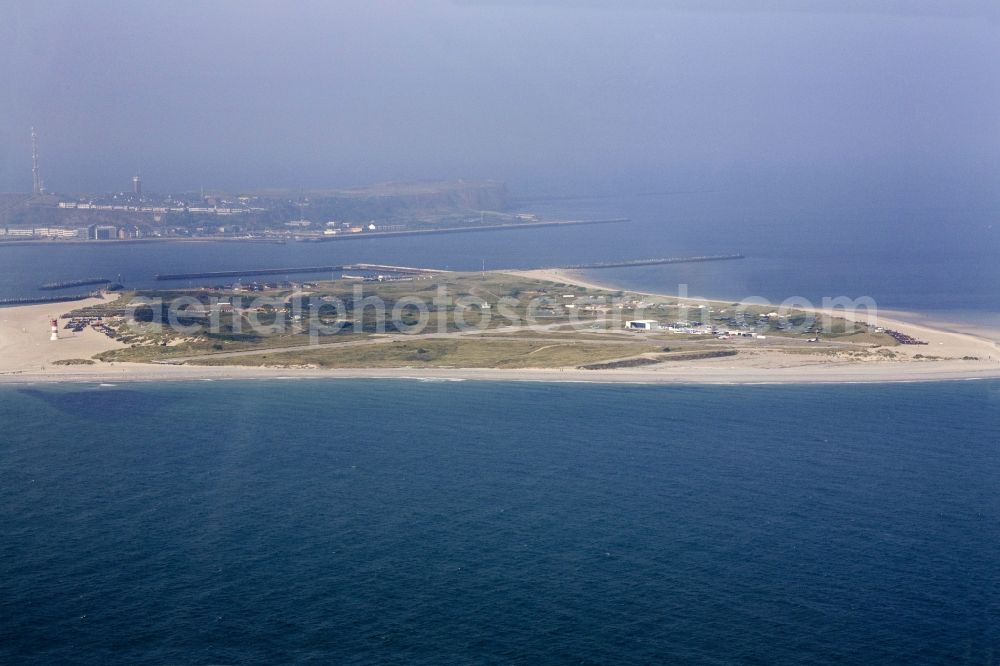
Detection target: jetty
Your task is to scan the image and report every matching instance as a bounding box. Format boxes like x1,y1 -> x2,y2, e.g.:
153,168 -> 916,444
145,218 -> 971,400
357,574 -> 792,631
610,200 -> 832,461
154,263 -> 450,282
155,266 -> 344,281
303,218 -> 627,243
153,256 -> 743,284
344,263 -> 446,275
39,277 -> 111,291
0,294 -> 93,307
558,254 -> 745,270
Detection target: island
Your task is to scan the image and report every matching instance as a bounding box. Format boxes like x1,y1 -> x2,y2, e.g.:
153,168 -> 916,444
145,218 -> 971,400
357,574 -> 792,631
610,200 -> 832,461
1,267 -> 998,385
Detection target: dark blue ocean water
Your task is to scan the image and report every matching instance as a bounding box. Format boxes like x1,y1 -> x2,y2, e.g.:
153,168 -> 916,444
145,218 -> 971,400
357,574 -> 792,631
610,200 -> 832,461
3,379 -> 1000,664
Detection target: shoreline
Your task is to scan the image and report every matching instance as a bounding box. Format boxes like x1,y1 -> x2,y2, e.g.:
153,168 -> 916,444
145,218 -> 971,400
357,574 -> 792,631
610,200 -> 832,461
1,275 -> 999,387
4,363 -> 1000,387
0,218 -> 624,248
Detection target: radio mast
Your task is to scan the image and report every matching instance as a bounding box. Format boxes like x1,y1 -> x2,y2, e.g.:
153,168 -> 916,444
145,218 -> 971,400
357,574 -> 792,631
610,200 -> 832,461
31,127 -> 44,195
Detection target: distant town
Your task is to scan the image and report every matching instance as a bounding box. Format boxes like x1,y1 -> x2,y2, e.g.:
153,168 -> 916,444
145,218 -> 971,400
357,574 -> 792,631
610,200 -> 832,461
0,175 -> 530,242
0,129 -> 635,244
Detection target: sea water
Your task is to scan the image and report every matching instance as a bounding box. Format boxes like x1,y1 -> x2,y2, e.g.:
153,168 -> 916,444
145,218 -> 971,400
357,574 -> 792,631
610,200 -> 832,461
2,379 -> 999,664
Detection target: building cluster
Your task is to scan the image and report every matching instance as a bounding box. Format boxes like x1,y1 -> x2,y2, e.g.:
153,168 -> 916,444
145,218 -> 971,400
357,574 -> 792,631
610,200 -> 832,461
86,224 -> 144,240
12,132 -> 509,243
16,129 -> 272,238
320,221 -> 390,236
49,177 -> 269,224
56,201 -> 258,216
0,223 -> 147,240
626,318 -> 770,339
0,226 -> 81,239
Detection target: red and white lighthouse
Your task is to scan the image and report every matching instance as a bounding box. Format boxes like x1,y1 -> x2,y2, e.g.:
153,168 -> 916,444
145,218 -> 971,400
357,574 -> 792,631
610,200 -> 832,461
50,319 -> 59,341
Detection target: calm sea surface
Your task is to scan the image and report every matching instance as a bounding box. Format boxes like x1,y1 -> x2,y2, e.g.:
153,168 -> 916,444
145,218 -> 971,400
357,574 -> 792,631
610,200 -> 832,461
2,379 -> 1000,664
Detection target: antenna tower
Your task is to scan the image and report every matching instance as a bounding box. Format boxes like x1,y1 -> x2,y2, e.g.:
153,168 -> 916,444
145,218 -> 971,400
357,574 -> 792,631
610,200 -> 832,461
31,127 -> 44,195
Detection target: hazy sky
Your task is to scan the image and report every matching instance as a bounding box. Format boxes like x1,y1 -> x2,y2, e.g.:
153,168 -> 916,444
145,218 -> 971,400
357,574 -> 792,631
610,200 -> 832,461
1,0 -> 997,197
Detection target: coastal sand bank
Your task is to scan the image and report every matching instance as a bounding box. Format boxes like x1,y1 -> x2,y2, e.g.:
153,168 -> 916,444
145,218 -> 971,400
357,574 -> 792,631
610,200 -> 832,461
1,279 -> 999,385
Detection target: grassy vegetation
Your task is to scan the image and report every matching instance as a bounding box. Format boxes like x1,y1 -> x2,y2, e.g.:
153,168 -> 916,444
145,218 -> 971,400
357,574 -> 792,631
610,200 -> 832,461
67,272 -> 895,369
188,339 -> 651,369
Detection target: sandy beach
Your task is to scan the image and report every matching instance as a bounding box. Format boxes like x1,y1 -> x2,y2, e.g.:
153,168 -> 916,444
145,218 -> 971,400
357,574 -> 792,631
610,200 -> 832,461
1,279 -> 999,386
0,298 -> 125,374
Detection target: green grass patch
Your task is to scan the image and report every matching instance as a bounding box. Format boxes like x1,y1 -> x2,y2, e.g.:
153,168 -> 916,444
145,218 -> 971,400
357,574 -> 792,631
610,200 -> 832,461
189,339 -> 651,369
